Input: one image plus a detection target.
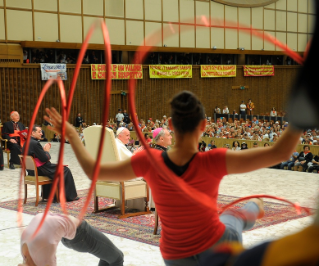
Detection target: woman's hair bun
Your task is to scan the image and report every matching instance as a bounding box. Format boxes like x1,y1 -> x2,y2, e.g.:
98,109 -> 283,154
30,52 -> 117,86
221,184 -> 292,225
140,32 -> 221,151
171,91 -> 200,116
170,91 -> 205,133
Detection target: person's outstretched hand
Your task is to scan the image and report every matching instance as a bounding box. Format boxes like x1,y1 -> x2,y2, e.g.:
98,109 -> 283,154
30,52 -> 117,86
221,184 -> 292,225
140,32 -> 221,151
44,108 -> 75,137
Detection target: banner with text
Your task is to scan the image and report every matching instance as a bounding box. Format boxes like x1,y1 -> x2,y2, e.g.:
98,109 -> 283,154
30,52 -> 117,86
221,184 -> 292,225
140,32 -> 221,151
149,65 -> 192,78
40,63 -> 67,80
243,65 -> 275,77
91,64 -> 143,80
201,65 -> 236,78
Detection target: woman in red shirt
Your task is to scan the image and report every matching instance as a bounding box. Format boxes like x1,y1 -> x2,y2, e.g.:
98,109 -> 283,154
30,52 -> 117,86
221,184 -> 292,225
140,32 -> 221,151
45,91 -> 301,266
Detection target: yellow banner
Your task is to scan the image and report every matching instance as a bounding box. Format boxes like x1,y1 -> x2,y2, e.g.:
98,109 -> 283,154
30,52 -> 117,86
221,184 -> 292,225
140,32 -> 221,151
91,64 -> 143,80
201,65 -> 236,78
243,65 -> 274,76
149,65 -> 192,78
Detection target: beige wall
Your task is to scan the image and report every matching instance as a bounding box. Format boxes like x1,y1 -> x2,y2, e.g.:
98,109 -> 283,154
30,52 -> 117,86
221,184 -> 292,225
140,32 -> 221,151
0,0 -> 314,52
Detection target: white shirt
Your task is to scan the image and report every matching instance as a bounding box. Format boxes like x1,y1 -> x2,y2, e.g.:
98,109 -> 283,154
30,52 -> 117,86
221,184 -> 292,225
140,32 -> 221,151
240,104 -> 246,111
115,138 -> 132,160
222,108 -> 229,114
115,113 -> 124,122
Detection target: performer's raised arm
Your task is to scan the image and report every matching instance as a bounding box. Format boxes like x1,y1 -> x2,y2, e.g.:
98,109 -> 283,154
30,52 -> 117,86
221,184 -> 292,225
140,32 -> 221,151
226,126 -> 302,174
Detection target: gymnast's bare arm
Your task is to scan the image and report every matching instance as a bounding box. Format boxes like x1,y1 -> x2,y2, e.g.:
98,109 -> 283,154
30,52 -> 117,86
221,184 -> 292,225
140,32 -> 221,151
44,108 -> 136,181
226,126 -> 302,174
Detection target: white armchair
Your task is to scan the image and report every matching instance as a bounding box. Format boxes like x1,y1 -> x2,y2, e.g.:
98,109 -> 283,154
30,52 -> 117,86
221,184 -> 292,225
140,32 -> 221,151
83,126 -> 151,218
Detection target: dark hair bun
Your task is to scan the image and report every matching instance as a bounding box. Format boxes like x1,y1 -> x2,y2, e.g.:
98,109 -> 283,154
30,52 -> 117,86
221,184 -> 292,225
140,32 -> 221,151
171,91 -> 201,116
170,91 -> 205,133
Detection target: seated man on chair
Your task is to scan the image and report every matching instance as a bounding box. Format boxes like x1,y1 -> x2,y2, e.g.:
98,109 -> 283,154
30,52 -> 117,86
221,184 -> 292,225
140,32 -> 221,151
115,127 -> 145,210
22,125 -> 79,202
2,111 -> 26,169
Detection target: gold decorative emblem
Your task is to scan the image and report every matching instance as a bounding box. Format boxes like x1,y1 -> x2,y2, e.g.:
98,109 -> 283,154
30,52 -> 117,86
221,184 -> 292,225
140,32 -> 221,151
212,0 -> 279,8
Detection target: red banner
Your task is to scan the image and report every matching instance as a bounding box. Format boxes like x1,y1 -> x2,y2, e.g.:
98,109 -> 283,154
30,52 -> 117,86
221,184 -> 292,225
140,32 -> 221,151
243,65 -> 274,76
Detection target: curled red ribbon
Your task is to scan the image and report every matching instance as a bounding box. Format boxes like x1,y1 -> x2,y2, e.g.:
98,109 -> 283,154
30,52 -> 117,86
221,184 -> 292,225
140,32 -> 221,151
18,17 -> 312,237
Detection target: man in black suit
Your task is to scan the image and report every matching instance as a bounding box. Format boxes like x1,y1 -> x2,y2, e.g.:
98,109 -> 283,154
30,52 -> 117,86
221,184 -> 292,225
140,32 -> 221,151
2,111 -> 26,169
22,125 -> 79,202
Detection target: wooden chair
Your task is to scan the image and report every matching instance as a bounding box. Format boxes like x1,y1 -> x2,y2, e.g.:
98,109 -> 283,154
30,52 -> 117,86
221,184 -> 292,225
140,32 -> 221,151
83,126 -> 151,219
18,155 -> 59,206
0,123 -> 10,168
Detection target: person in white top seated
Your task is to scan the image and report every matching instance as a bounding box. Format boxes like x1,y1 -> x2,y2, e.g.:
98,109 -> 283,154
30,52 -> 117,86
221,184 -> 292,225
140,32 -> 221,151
222,105 -> 229,114
270,107 -> 277,117
115,127 -> 146,210
19,212 -> 123,266
115,127 -> 132,160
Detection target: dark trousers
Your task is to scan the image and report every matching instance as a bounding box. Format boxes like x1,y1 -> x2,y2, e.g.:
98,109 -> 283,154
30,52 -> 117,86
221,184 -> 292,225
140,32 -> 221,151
240,111 -> 246,117
0,146 -> 3,169
62,220 -> 124,266
7,141 -> 21,164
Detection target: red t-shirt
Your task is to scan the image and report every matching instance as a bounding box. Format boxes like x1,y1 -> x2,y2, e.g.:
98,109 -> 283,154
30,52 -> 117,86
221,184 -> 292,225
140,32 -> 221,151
131,148 -> 228,260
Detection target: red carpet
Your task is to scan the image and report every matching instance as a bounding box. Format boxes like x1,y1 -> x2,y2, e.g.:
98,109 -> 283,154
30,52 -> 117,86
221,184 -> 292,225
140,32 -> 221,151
0,190 -> 313,246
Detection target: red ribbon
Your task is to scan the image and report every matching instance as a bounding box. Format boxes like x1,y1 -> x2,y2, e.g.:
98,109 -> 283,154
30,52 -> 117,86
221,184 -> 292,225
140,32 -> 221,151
18,17 -> 312,238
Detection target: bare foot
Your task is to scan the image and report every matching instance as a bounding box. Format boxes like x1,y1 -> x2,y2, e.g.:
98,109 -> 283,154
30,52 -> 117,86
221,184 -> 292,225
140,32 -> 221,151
249,198 -> 264,219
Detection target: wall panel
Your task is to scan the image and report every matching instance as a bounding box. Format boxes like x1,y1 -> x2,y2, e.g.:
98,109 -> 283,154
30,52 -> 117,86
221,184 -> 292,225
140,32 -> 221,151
287,12 -> 297,32
210,1 -> 224,26
83,0 -> 103,16
6,0 -> 31,9
145,0 -> 161,21
163,0 -> 178,22
84,16 -> 104,44
225,6 -> 237,27
126,20 -> 144,45
251,7 -> 263,29
196,26 -> 210,48
211,27 -> 224,49
287,0 -> 297,12
264,31 -> 275,50
252,34 -> 263,50
308,14 -> 316,33
238,8 -> 250,28
239,31 -> 251,50
196,1 -> 209,25
145,22 -> 162,46
60,15 -> 82,43
34,12 -> 58,42
180,25 -> 195,48
105,19 -> 125,45
298,0 -> 307,13
34,0 -> 57,11
6,10 -> 33,41
163,23 -> 179,47
276,11 -> 286,31
180,0 -> 194,23
264,9 -> 275,30
0,9 -> 5,40
0,0 -> 3,6
126,0 -> 144,20
276,0 -> 286,10
287,33 -> 297,51
59,0 -> 81,14
225,28 -> 237,49
275,32 -> 286,51
105,0 -> 124,17
298,13 -> 308,33
298,33 -> 307,51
